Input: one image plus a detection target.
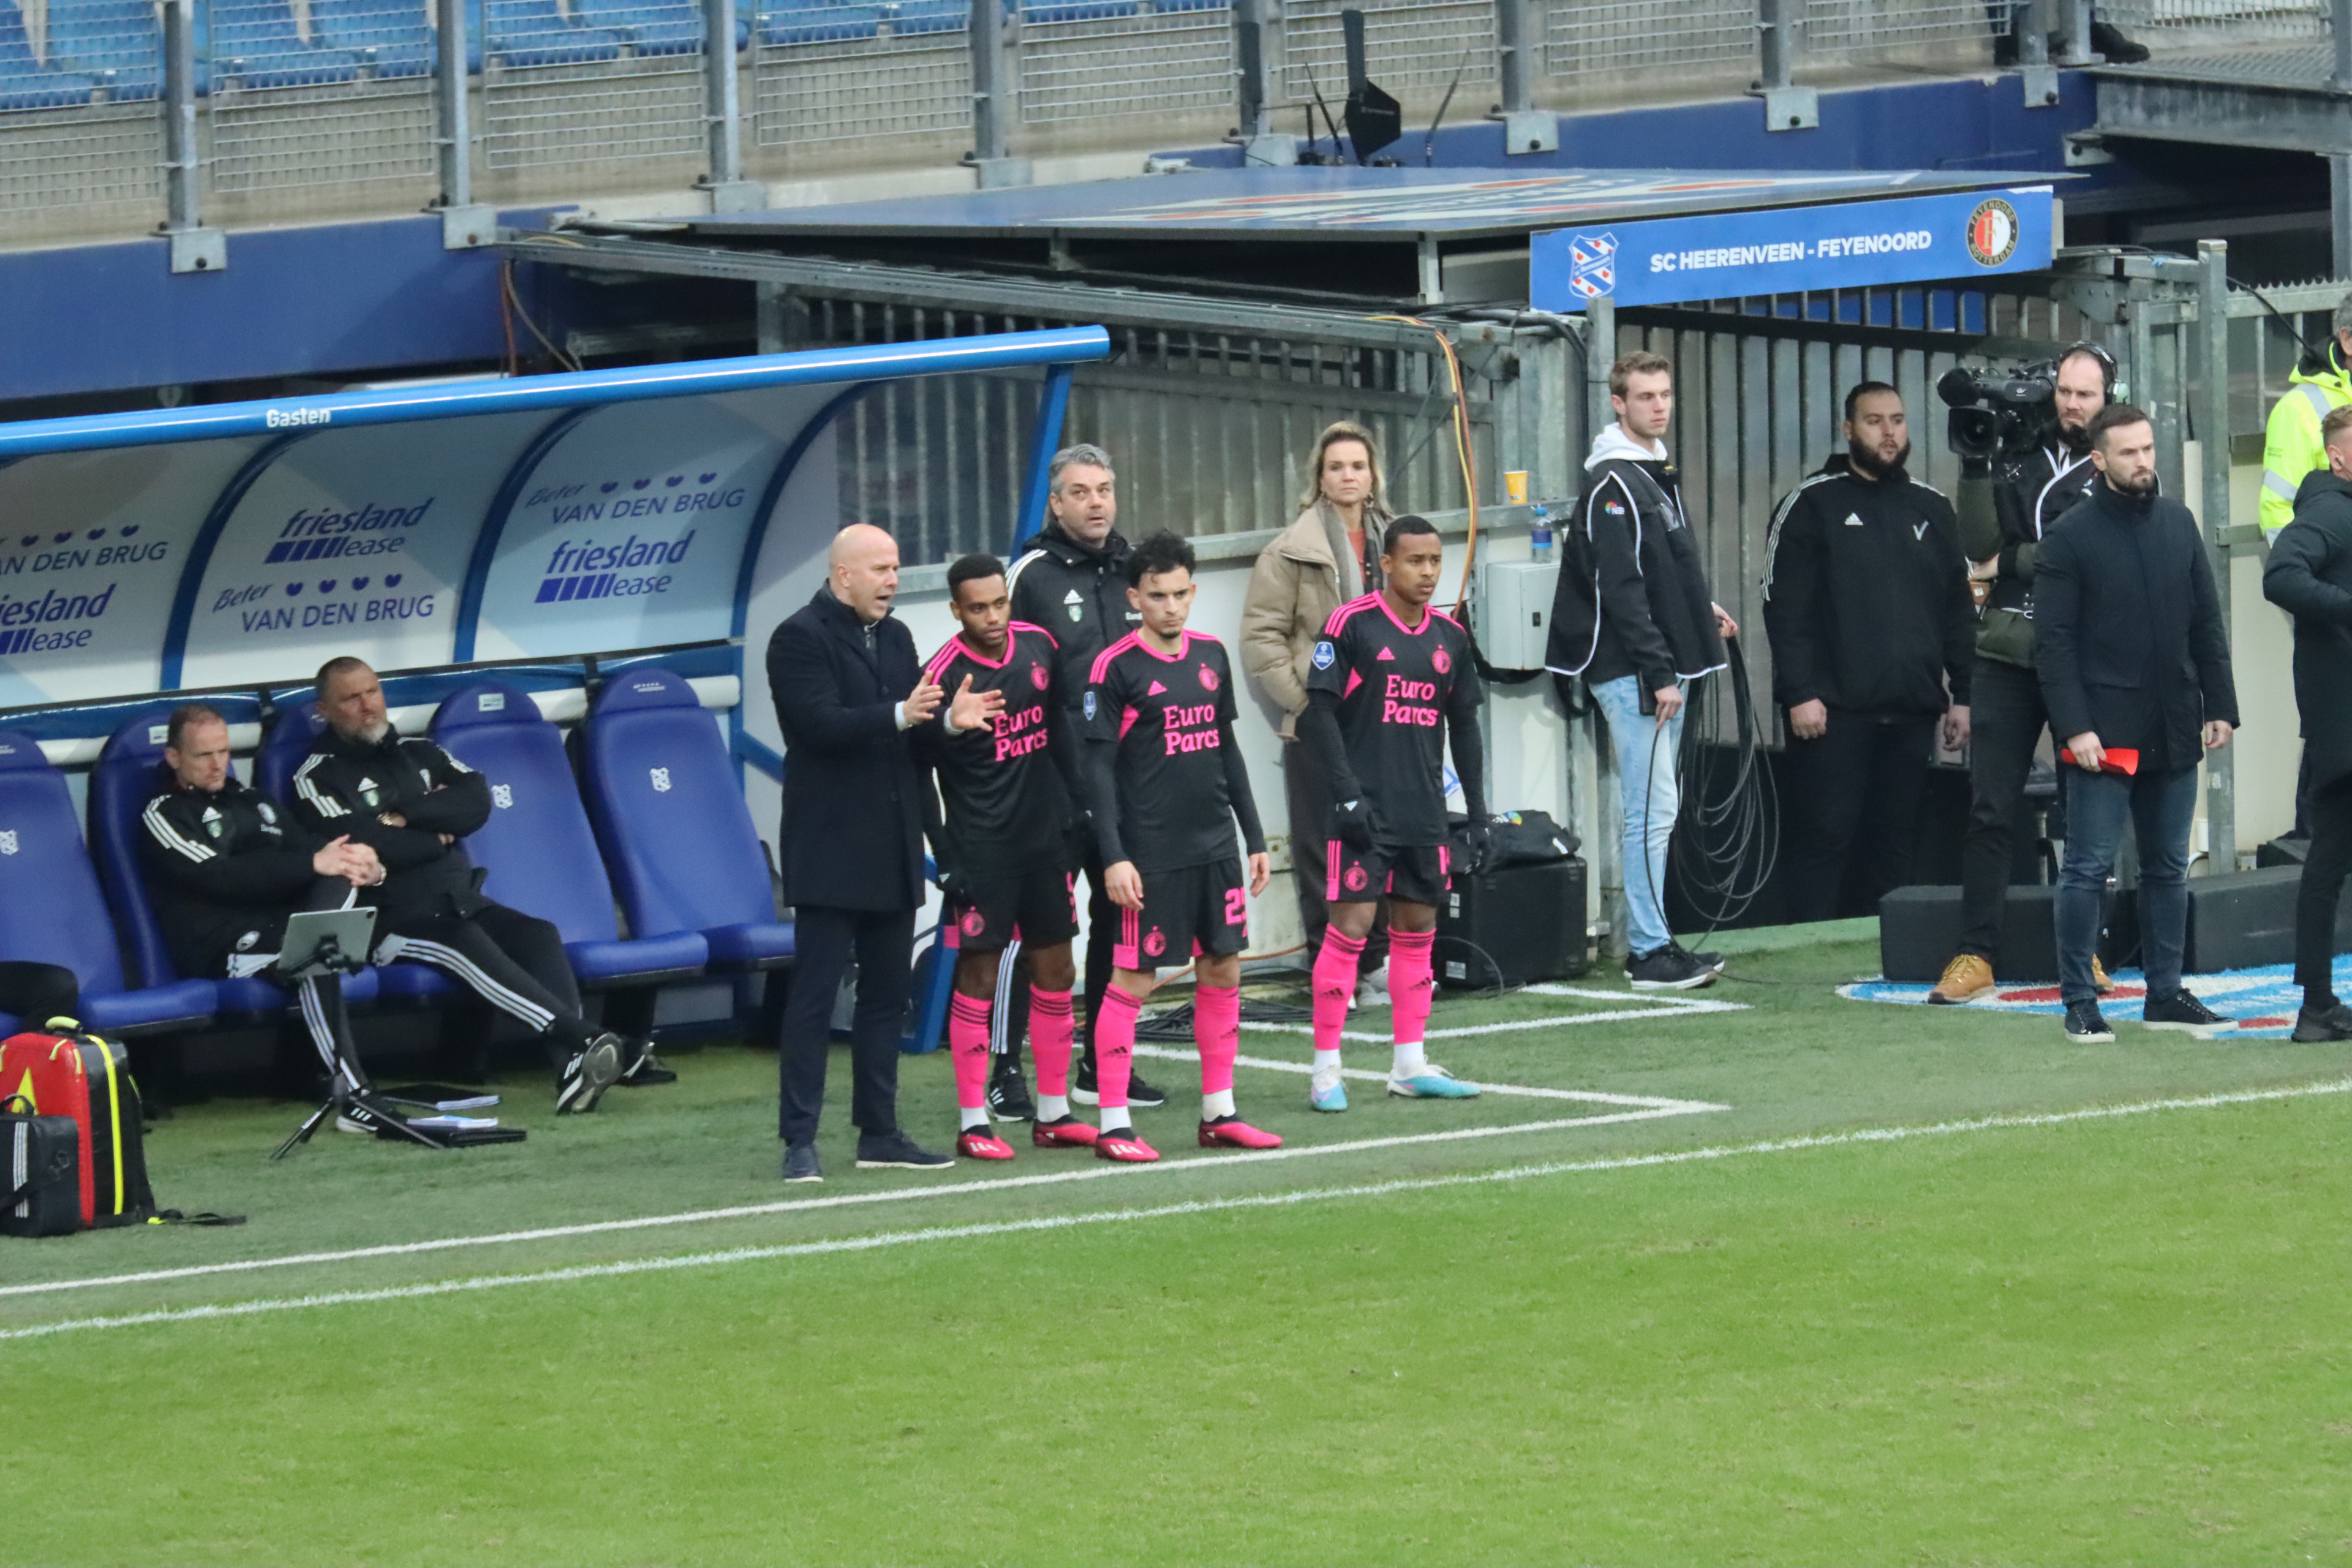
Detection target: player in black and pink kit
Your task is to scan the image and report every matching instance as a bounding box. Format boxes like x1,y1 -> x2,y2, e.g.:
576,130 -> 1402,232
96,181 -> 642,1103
916,554 -> 1101,1159
1300,514 -> 1489,1111
1082,531 -> 1282,1163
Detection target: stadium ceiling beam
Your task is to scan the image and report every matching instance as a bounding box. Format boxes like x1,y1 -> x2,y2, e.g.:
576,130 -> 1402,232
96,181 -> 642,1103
497,230 -> 1499,355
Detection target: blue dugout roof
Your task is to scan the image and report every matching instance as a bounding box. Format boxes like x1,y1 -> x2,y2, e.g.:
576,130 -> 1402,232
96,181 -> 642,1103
0,326 -> 1108,713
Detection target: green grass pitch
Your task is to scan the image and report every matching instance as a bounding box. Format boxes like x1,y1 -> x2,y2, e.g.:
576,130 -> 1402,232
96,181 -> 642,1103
3,927 -> 2348,1565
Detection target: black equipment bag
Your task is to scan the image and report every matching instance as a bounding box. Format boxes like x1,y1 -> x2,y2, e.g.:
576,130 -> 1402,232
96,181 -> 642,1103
1,1093 -> 82,1238
1452,809 -> 1580,872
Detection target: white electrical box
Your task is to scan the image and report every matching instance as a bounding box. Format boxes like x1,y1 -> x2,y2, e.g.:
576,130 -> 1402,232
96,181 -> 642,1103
1475,560 -> 1561,669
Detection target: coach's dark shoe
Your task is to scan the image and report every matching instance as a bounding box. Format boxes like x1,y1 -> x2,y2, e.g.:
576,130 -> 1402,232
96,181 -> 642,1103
1072,1058 -> 1167,1109
2141,989 -> 2230,1037
618,1039 -> 677,1087
855,1130 -> 954,1170
1626,944 -> 1716,992
2292,1001 -> 2352,1042
783,1142 -> 823,1183
987,1069 -> 1036,1122
555,1033 -> 622,1114
2063,1000 -> 2115,1044
1670,941 -> 1725,974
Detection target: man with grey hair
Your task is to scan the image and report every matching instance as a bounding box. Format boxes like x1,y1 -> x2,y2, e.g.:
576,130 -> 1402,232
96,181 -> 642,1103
2260,288 -> 2352,544
1000,442 -> 1167,1114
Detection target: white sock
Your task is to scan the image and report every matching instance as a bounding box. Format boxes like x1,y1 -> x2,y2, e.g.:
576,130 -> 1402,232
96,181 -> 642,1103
1391,1041 -> 1427,1078
1202,1088 -> 1235,1120
960,1106 -> 992,1132
1313,1047 -> 1343,1077
1038,1092 -> 1069,1122
1101,1106 -> 1133,1133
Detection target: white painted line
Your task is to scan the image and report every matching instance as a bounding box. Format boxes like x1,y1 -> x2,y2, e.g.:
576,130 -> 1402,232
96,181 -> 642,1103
1129,1042 -> 1725,1108
0,1104 -> 1723,1302
8,1076 -> 2345,1343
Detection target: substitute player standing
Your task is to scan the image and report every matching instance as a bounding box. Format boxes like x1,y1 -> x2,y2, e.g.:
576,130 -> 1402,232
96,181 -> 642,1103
916,553 -> 1100,1158
1083,532 -> 1282,1163
1298,514 -> 1487,1111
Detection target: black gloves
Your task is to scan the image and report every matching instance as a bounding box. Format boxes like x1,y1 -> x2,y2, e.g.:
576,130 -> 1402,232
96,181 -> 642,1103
1331,796 -> 1378,848
1457,816 -> 1491,877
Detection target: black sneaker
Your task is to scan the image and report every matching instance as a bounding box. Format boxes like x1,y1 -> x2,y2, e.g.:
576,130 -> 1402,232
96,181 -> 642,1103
2064,1000 -> 2115,1044
987,1069 -> 1036,1122
619,1039 -> 677,1086
2141,989 -> 2230,1036
854,1130 -> 954,1170
1071,1058 -> 1169,1109
1671,941 -> 1726,974
556,1033 -> 622,1114
2089,18 -> 2150,64
1626,944 -> 1717,991
783,1142 -> 823,1183
334,1094 -> 399,1136
2293,1001 -> 2352,1043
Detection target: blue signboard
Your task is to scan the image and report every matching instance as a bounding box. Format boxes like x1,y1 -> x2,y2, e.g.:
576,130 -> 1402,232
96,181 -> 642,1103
1530,186 -> 2054,311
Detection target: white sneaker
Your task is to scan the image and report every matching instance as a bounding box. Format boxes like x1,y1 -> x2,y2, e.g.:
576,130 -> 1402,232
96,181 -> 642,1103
1355,967 -> 1390,1009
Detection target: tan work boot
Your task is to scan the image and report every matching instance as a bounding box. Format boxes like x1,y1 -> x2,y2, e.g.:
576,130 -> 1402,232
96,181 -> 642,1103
2092,956 -> 2116,995
1927,954 -> 1996,1006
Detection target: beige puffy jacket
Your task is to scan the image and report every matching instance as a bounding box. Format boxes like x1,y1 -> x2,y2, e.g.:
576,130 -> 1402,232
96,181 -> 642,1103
1240,502 -> 1382,739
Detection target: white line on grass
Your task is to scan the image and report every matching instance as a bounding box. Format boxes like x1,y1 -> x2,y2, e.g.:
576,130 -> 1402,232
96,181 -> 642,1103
5,1076 -> 2345,1343
1129,1044 -> 1708,1106
0,1103 -> 1724,1302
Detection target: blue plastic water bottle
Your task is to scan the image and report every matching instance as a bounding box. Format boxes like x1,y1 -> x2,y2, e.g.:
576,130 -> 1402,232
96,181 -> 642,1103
1529,503 -> 1554,564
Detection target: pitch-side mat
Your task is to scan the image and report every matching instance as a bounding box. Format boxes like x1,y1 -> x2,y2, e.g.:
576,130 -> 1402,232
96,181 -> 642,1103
1839,956 -> 2352,1037
0,983 -> 1741,1314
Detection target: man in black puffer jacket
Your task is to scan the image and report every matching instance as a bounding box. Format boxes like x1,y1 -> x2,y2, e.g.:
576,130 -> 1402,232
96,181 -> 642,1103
288,657 -> 636,1113
2263,404 -> 2352,1042
1762,382 -> 1974,922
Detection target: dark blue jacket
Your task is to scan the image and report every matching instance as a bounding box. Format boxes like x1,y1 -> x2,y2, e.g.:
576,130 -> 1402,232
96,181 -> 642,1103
766,585 -> 925,913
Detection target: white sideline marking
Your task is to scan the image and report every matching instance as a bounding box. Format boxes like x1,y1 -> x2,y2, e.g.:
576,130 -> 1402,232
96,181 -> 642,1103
4,1077 -> 2345,1342
1242,984 -> 1747,1044
0,1103 -> 1722,1302
1129,1044 -> 1717,1107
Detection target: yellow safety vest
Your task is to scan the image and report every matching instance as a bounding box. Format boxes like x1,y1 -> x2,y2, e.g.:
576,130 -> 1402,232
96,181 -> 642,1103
2261,354 -> 2352,540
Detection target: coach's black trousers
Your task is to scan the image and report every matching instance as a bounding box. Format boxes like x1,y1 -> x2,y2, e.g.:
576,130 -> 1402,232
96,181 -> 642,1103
1283,737 -> 1388,974
778,903 -> 913,1145
1956,657 -> 2056,963
1780,711 -> 1936,924
2296,773 -> 2352,1004
383,903 -> 594,1069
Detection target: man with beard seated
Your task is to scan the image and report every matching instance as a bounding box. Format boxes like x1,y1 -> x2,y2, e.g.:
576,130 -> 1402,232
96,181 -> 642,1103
1761,382 -> 1976,922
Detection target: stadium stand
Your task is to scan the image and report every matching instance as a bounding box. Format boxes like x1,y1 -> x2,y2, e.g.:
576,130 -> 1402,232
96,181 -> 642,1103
481,0 -> 628,68
308,0 -> 439,76
206,0 -> 363,89
0,1 -> 98,108
45,0 -> 159,98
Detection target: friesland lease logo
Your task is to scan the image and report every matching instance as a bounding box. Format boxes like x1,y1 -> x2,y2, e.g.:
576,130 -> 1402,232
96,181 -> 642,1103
0,583 -> 116,657
536,532 -> 695,605
1569,233 -> 1618,300
265,499 -> 434,564
1965,198 -> 2020,267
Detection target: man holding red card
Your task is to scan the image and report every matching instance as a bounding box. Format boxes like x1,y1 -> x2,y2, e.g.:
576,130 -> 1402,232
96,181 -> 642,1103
2034,404 -> 2241,1044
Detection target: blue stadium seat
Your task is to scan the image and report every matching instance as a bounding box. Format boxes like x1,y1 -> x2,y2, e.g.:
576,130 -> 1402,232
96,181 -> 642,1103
429,681 -> 708,986
757,0 -> 880,46
566,0 -> 706,56
482,0 -> 627,67
886,0 -> 967,35
207,0 -> 363,88
0,729 -> 214,1037
580,669 -> 793,971
46,0 -> 160,99
309,0 -> 436,77
86,708 -> 380,1020
1019,0 -> 1133,23
0,3 -> 97,108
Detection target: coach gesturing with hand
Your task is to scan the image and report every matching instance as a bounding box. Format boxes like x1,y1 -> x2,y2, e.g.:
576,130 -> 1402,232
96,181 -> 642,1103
769,524 -> 1000,1182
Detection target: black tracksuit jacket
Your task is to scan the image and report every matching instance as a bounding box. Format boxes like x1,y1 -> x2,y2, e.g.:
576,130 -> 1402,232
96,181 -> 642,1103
2264,468 -> 2352,788
138,766 -> 330,978
1006,522 -> 1140,709
1545,434 -> 1728,693
287,725 -> 494,924
1762,455 -> 1975,718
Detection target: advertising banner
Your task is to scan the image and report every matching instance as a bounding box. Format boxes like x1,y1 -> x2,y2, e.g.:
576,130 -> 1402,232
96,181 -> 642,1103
1530,186 -> 2055,311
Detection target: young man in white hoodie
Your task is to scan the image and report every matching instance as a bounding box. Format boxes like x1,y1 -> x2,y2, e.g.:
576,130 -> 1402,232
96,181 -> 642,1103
1545,352 -> 1740,989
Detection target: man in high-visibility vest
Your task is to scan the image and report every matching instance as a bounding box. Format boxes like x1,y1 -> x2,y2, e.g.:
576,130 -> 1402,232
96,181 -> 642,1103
2260,293 -> 2352,542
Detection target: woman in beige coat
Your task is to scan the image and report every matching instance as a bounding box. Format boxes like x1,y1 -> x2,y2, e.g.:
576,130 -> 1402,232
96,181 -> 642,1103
1241,421 -> 1394,1000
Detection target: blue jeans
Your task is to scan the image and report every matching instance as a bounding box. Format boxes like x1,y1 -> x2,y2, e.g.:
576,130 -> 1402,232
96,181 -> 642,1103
2056,764 -> 2198,1005
1591,674 -> 1684,957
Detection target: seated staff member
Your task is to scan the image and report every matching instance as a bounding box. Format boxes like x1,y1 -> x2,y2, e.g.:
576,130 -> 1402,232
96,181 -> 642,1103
1082,531 -> 1281,1163
138,702 -> 393,1126
289,657 -> 643,1114
1298,514 -> 1486,1111
916,552 -> 1099,1158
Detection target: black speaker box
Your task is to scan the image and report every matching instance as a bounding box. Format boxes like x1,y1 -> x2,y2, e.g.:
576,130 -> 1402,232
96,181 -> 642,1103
1879,884 -> 2065,982
1436,857 -> 1587,989
2180,865 -> 2352,973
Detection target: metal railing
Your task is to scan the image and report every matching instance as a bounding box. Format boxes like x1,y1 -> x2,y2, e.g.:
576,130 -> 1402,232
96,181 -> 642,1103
0,1 -> 2287,243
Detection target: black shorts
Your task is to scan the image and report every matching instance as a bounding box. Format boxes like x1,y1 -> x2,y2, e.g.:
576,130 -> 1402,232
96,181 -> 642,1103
1326,840 -> 1450,907
1112,858 -> 1248,973
946,865 -> 1078,954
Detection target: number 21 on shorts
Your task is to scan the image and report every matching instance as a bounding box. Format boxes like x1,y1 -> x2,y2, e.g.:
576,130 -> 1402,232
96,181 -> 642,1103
1224,886 -> 1247,927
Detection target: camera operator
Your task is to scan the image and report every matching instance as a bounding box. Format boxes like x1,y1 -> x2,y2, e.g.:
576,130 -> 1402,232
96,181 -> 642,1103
1926,344 -> 2117,1005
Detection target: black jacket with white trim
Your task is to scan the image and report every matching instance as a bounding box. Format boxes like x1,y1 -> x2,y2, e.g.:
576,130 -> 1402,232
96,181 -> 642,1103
138,765 -> 328,977
1545,423 -> 1727,694
287,724 -> 492,923
1762,453 -> 1975,719
1006,521 -> 1139,712
1956,439 -> 2098,668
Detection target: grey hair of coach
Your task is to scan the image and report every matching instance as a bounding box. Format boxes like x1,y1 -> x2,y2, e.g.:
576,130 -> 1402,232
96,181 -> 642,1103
1047,443 -> 1115,490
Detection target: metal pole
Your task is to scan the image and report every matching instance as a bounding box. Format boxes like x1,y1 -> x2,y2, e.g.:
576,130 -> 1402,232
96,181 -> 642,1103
965,0 -> 1029,184
1230,0 -> 1295,164
1014,364 -> 1074,556
699,0 -> 758,208
2196,238 -> 2237,872
2054,0 -> 2099,65
1490,0 -> 1556,153
431,0 -> 492,246
1581,295 -> 1626,954
2018,0 -> 2058,108
2336,0 -> 2352,89
1748,0 -> 1816,130
158,0 -> 222,272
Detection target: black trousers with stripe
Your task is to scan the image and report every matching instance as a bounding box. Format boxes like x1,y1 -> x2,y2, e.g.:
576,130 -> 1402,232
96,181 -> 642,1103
383,903 -> 595,1070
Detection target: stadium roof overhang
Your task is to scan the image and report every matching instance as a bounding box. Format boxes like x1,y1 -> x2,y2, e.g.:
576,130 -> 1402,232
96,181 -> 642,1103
0,326 -> 1109,715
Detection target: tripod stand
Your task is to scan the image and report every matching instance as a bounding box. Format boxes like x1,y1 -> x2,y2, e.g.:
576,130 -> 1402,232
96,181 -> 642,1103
271,927 -> 452,1160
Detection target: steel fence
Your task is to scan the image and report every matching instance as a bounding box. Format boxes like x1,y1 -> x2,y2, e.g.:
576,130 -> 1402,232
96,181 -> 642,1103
1282,0 -> 1496,103
481,0 -> 706,172
205,0 -> 437,195
2099,0 -> 2329,40
753,2 -> 970,148
1545,0 -> 1752,78
1803,0 -> 2006,51
1017,1 -> 1230,127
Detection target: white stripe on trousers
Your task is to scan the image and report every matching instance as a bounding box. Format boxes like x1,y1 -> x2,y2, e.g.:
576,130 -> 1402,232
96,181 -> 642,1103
295,978 -> 362,1097
990,937 -> 1022,1056
390,938 -> 558,1031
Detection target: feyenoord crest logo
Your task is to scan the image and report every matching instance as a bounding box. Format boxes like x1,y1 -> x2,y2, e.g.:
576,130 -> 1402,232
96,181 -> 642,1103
1030,664 -> 1049,690
1199,665 -> 1219,691
1568,232 -> 1618,300
1431,647 -> 1451,674
649,766 -> 672,793
960,908 -> 986,937
1144,929 -> 1167,957
491,783 -> 513,809
1965,198 -> 2019,267
1344,865 -> 1368,892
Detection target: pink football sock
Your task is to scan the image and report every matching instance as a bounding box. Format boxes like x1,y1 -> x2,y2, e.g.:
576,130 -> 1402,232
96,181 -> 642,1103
948,993 -> 991,1111
1096,986 -> 1140,1112
1194,982 -> 1240,1097
1030,987 -> 1074,1098
1312,928 -> 1366,1056
1389,928 -> 1436,1047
